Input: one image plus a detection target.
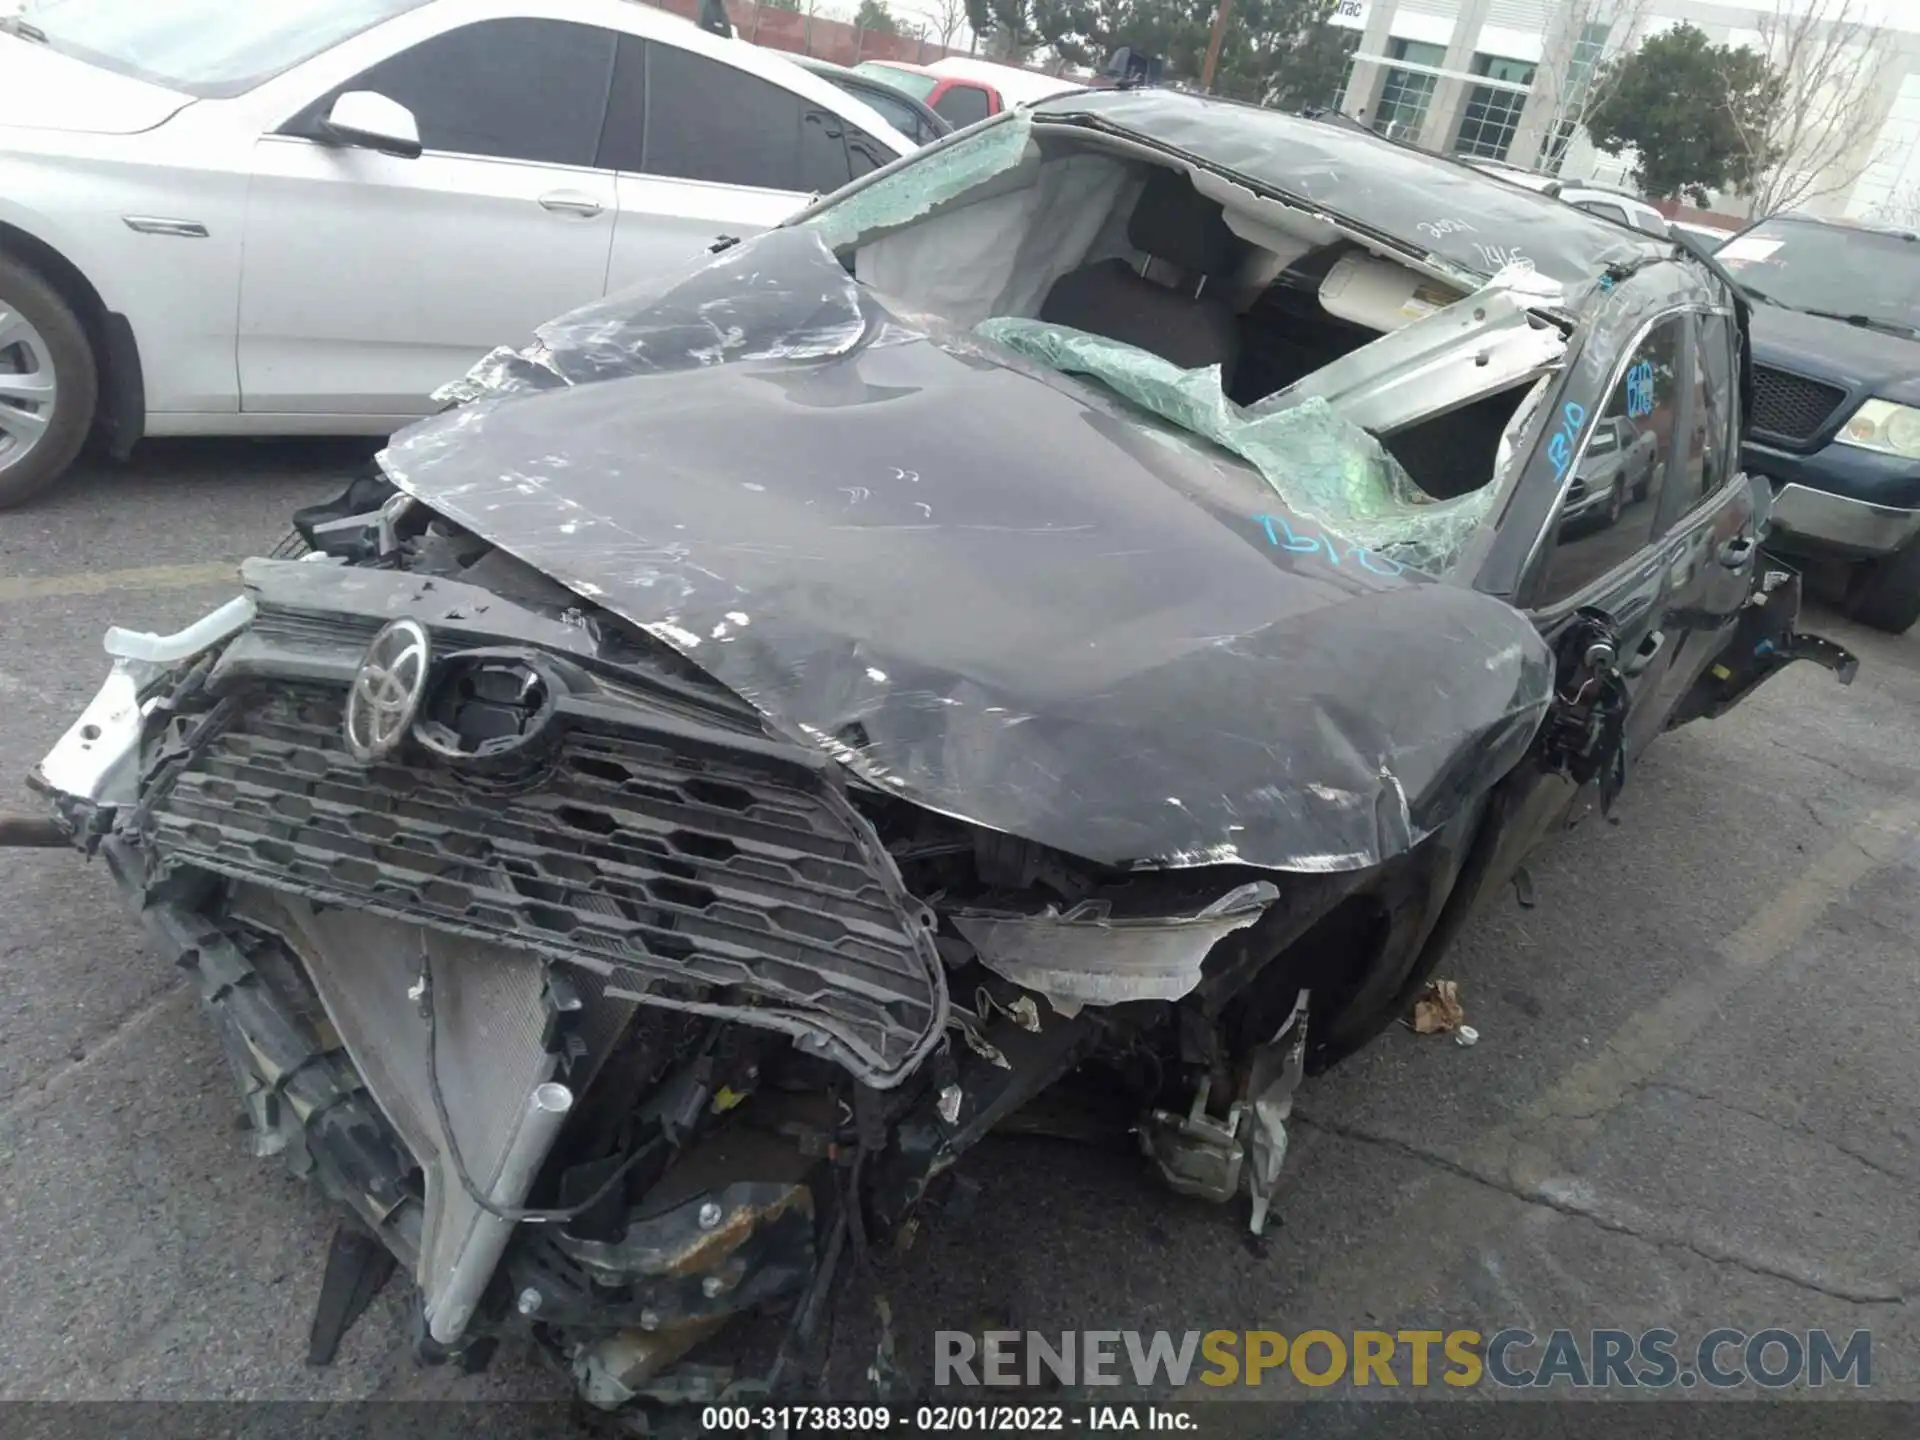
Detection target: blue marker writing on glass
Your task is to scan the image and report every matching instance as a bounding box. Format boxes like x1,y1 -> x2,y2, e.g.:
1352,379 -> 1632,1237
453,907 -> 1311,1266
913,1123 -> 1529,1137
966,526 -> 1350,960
1550,399 -> 1587,478
1625,360 -> 1655,418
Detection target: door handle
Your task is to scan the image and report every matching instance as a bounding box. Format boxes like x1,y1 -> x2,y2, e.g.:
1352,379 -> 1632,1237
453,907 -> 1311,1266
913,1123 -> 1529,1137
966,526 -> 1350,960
1718,534 -> 1757,570
539,191 -> 604,218
1623,629 -> 1665,677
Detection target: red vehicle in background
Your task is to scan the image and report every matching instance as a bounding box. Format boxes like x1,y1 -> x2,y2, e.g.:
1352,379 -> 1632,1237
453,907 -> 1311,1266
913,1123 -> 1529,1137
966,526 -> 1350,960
853,55 -> 1081,128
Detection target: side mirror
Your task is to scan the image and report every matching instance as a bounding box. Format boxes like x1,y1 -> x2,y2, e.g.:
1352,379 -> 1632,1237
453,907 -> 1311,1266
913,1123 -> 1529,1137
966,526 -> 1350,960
320,91 -> 422,160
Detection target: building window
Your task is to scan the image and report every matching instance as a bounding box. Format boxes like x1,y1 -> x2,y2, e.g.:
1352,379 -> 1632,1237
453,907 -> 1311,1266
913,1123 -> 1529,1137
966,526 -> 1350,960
1453,53 -> 1537,161
1373,39 -> 1446,141
1332,28 -> 1363,110
1546,22 -> 1610,174
1565,20 -> 1611,101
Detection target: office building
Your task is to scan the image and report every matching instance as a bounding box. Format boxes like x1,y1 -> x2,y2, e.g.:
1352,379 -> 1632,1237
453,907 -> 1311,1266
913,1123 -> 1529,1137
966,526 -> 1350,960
1328,0 -> 1920,222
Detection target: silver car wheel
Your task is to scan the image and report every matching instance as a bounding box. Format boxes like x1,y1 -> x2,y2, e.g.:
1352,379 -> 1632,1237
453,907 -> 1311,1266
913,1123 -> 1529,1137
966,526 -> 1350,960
0,306 -> 59,479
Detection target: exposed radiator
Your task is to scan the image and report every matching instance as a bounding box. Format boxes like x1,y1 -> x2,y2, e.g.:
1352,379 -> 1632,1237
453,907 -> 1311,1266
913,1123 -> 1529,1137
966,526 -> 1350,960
231,889 -> 596,1303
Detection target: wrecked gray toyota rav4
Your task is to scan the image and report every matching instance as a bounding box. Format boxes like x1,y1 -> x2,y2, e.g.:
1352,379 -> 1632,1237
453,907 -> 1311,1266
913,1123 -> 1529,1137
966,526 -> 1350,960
17,91 -> 1856,1416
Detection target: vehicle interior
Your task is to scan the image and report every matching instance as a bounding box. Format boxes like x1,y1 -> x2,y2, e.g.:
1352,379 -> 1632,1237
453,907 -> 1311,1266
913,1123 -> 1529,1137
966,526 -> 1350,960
807,120 -> 1566,571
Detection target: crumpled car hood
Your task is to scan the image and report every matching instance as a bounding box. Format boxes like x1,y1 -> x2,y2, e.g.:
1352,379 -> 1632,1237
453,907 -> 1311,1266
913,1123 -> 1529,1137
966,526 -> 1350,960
379,227 -> 1555,873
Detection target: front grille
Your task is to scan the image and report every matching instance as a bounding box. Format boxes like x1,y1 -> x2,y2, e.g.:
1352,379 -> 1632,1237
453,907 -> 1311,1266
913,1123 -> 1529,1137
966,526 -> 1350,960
1750,365 -> 1847,444
146,686 -> 945,1085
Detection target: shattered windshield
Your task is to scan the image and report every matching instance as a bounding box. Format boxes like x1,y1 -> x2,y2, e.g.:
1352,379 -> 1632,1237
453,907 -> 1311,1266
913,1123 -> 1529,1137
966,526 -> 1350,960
975,318 -> 1495,575
798,111 -> 1038,251
792,116 -> 1504,576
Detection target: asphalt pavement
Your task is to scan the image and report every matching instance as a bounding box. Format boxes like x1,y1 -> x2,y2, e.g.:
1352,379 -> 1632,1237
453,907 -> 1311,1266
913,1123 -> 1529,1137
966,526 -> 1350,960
1,439 -> 1916,1415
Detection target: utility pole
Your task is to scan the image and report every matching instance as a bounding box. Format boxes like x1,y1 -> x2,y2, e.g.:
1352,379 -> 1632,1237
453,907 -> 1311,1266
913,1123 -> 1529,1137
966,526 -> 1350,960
1200,0 -> 1233,91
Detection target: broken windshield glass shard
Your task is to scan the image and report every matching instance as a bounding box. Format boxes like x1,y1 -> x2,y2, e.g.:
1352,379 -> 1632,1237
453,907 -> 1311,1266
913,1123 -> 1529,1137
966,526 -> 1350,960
801,114 -> 1038,254
975,315 -> 1494,574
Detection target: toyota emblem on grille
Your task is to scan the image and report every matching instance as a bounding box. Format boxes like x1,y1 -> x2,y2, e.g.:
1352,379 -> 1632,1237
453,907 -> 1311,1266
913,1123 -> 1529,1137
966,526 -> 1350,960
344,618 -> 432,763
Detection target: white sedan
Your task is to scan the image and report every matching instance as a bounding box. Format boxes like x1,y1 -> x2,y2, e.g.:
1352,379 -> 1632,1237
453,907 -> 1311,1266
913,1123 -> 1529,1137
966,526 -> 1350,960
0,0 -> 915,506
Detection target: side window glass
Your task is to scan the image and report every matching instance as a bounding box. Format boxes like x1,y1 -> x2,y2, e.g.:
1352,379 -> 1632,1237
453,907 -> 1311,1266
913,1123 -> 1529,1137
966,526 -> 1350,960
1694,313 -> 1736,494
1653,313 -> 1726,525
933,84 -> 991,127
846,123 -> 893,177
597,33 -> 648,173
1577,200 -> 1629,225
799,108 -> 854,194
1536,315 -> 1685,602
317,19 -> 616,167
854,87 -> 919,139
644,43 -> 807,192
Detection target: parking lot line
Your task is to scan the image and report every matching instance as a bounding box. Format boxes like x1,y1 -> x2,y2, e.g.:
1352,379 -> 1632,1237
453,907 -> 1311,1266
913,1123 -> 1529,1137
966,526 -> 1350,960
1233,797 -> 1920,1346
1512,799 -> 1920,1149
0,562 -> 239,604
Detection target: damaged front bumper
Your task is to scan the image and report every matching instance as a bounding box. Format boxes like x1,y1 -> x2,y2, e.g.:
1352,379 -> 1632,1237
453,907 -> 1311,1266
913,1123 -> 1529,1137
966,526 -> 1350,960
950,880 -> 1278,1014
17,551 -> 1377,1396
32,593 -> 257,815
73,557 -> 950,1088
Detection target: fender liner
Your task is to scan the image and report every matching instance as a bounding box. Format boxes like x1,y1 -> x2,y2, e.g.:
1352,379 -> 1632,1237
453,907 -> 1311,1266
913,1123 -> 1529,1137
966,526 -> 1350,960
98,311 -> 146,458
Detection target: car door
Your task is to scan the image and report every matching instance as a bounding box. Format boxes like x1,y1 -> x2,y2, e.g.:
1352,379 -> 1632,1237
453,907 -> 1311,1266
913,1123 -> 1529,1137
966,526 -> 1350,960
1628,424 -> 1659,496
599,36 -> 898,296
1442,309 -> 1724,914
239,17 -> 621,416
1638,310 -> 1761,726
1536,311 -> 1762,766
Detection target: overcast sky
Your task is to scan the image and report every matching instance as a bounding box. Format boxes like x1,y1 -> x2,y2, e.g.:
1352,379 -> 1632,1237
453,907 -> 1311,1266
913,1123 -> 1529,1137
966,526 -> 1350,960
1807,0 -> 1917,25
846,0 -> 1920,48
1754,0 -> 1920,28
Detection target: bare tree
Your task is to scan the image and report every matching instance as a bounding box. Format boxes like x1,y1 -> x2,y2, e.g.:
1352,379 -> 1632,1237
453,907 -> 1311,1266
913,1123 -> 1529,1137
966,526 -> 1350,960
926,0 -> 968,50
1528,0 -> 1655,175
1729,0 -> 1892,216
1868,186 -> 1920,229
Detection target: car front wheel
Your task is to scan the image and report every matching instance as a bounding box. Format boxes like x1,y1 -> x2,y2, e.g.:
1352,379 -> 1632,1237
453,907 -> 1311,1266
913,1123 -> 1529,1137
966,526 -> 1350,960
0,254 -> 98,509
1846,537 -> 1920,634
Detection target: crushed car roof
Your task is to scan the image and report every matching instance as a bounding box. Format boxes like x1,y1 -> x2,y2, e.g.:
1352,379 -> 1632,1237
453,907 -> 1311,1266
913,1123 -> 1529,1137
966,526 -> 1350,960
1030,88 -> 1667,292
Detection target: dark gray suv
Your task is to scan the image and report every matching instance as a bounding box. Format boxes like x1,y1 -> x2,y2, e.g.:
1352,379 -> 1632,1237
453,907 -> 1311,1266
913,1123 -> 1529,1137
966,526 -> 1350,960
1718,214 -> 1920,631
